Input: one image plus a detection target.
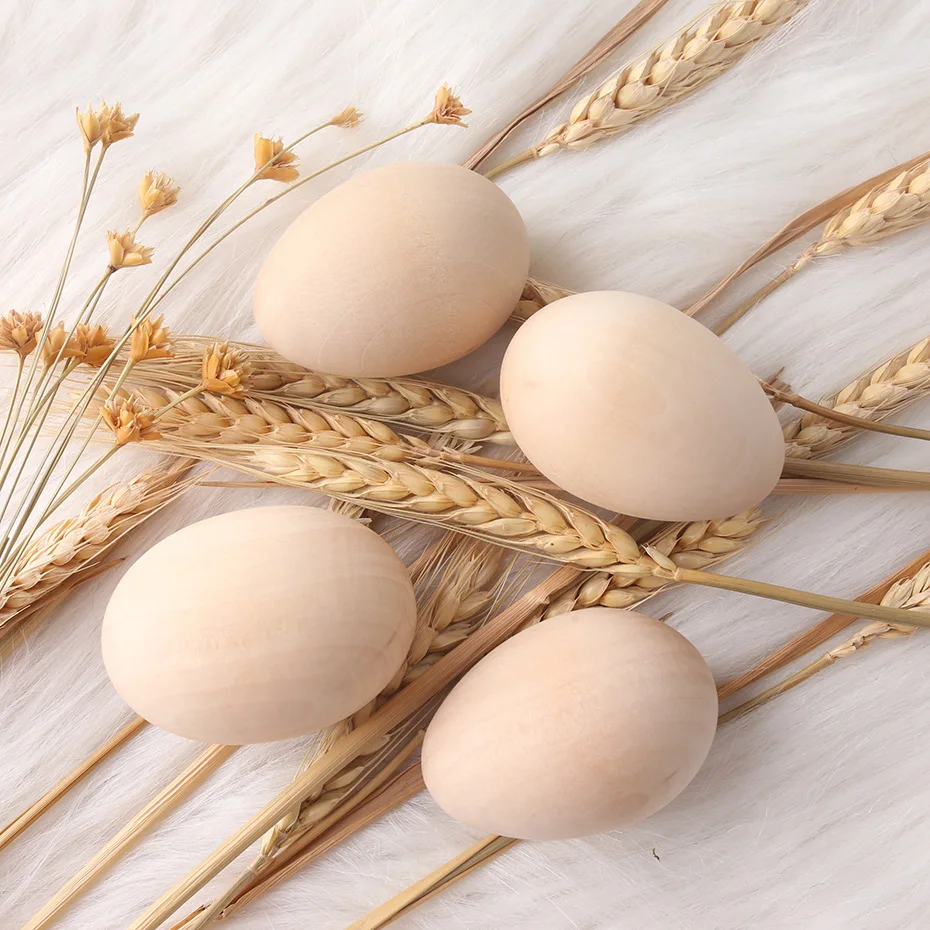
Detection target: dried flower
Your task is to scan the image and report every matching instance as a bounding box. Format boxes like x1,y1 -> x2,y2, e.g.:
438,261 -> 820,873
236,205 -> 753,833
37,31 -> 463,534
129,314 -> 173,363
0,310 -> 44,358
107,230 -> 154,270
201,342 -> 253,397
429,85 -> 470,127
139,171 -> 180,219
331,106 -> 363,128
101,102 -> 139,148
101,396 -> 161,446
70,323 -> 115,368
76,103 -> 106,153
253,134 -> 299,183
40,322 -> 81,368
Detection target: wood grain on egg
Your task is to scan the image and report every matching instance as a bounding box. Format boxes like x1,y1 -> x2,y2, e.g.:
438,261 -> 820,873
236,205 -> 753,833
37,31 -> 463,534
500,291 -> 786,521
102,506 -> 416,745
253,161 -> 530,378
422,608 -> 718,841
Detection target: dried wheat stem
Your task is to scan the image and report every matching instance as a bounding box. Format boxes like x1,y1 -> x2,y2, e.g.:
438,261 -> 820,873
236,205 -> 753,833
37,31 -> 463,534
712,266 -> 799,334
485,0 -> 806,178
346,835 -> 519,930
717,548 -> 930,699
783,337 -> 930,458
23,744 -> 236,930
766,381 -> 930,441
720,565 -> 927,721
782,458 -> 930,489
0,716 -> 146,852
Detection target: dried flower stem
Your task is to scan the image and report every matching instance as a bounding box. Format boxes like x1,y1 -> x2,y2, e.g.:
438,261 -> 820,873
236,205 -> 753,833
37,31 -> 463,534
484,0 -> 806,180
22,745 -> 236,930
0,717 -> 146,852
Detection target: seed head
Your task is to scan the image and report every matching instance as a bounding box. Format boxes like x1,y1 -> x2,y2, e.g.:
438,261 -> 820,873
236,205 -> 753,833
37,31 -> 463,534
253,134 -> 299,183
40,322 -> 81,368
129,314 -> 173,363
107,230 -> 154,270
429,85 -> 470,127
331,107 -> 363,128
101,102 -> 139,148
139,171 -> 180,219
0,310 -> 44,358
71,323 -> 115,367
201,342 -> 253,397
101,396 -> 161,446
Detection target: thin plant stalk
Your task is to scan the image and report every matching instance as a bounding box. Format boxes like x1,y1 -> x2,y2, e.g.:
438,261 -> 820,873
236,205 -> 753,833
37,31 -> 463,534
0,717 -> 146,852
22,744 -> 236,930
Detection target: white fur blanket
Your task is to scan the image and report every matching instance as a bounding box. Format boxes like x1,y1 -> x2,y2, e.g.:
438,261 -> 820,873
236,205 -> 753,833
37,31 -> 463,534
2,1 -> 930,928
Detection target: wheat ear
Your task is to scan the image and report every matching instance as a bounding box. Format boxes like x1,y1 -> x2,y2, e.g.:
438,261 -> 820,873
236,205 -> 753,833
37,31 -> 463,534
715,157 -> 930,334
126,337 -> 512,443
485,0 -> 807,179
782,336 -> 930,458
0,457 -> 194,636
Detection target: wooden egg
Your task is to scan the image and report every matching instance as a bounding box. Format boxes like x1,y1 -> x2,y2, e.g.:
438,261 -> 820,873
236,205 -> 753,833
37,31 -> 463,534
102,506 -> 416,744
422,608 -> 718,841
254,161 -> 530,378
499,291 -> 785,521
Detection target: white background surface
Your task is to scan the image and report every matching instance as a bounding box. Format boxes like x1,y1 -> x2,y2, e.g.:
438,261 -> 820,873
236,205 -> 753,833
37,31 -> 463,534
2,1 -> 930,928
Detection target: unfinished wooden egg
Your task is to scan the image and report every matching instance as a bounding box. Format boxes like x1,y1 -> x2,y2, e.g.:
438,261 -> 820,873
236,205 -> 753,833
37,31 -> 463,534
422,608 -> 718,841
254,161 -> 530,378
500,291 -> 784,521
102,506 -> 416,744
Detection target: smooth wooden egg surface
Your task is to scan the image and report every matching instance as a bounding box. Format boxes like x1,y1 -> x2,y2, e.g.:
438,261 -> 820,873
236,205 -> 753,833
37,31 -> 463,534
253,161 -> 530,378
102,506 -> 416,744
499,291 -> 785,521
421,608 -> 718,841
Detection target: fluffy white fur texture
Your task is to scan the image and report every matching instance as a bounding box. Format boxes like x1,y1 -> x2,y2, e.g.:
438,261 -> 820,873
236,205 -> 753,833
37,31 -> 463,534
2,0 -> 930,927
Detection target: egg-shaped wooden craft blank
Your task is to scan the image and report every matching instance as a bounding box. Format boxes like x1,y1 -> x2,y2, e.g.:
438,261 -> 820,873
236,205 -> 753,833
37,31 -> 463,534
499,291 -> 785,521
102,506 -> 416,745
422,608 -> 718,841
254,161 -> 531,378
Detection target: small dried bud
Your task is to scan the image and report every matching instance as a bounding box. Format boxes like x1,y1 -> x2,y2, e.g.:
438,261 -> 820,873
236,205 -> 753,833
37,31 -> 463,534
139,171 -> 180,219
331,106 -> 363,128
253,134 -> 299,183
0,310 -> 44,358
40,322 -> 81,368
71,323 -> 115,368
129,314 -> 173,363
107,229 -> 154,270
76,103 -> 106,153
201,342 -> 253,397
428,85 -> 470,127
101,396 -> 161,446
101,102 -> 139,148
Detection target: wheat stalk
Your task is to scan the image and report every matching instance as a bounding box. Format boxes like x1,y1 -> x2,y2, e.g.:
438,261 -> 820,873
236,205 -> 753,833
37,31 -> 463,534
715,157 -> 930,334
0,457 -> 194,636
126,338 -> 512,443
484,0 -> 807,179
782,337 -> 930,458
